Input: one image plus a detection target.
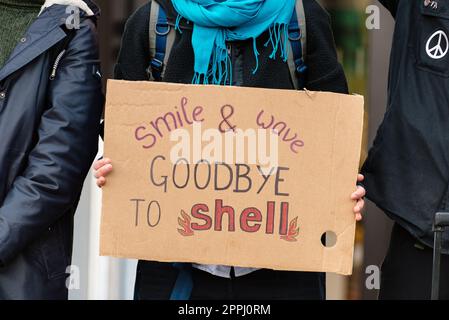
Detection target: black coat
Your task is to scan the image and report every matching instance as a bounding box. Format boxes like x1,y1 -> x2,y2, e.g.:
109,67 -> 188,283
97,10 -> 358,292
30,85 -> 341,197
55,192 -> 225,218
114,0 -> 348,300
0,2 -> 103,299
362,0 -> 449,252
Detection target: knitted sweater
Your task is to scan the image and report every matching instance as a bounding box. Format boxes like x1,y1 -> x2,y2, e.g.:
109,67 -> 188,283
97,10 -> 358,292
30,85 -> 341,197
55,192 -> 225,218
0,0 -> 45,68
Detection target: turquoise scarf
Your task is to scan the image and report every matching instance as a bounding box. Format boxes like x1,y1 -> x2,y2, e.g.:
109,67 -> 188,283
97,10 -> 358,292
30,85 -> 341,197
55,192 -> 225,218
171,0 -> 296,84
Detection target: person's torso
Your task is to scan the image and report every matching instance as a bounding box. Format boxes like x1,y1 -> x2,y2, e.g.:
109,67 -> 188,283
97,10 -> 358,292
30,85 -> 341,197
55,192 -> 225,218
362,0 -> 449,251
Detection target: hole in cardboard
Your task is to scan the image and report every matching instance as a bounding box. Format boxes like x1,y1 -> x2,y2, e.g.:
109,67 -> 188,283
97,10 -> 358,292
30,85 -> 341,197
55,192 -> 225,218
321,231 -> 337,248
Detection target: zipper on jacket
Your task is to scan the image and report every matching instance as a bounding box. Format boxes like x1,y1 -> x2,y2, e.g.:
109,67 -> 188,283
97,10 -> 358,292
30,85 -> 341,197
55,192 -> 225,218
50,50 -> 66,80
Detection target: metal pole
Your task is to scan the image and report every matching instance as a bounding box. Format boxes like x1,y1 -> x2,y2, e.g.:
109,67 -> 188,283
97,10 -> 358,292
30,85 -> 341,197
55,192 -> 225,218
431,228 -> 442,300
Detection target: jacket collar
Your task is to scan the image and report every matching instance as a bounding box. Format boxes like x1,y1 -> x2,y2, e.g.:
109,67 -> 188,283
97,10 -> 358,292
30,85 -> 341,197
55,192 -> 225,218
0,1 -> 100,82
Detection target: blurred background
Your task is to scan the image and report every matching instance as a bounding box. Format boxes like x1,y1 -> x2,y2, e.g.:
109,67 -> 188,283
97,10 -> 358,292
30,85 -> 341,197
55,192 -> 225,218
70,0 -> 395,300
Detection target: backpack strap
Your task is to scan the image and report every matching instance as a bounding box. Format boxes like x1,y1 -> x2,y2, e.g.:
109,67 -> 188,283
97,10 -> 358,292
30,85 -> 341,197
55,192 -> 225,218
169,263 -> 193,300
297,0 -> 307,59
148,0 -> 174,81
287,0 -> 307,90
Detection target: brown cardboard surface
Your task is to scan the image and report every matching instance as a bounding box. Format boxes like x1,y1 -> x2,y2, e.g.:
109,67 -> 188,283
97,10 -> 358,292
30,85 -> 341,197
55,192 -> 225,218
100,80 -> 364,275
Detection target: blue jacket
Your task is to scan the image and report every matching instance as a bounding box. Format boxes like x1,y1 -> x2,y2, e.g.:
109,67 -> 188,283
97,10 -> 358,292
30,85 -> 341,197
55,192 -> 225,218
0,1 -> 103,299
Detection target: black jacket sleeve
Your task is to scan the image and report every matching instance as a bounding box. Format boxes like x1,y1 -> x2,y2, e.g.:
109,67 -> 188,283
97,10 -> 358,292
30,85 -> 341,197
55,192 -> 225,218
0,20 -> 104,265
114,3 -> 151,80
303,0 -> 348,94
378,0 -> 399,18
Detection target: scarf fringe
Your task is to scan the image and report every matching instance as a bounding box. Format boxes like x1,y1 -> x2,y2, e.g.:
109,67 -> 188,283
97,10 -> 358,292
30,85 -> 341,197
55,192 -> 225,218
194,22 -> 289,85
175,14 -> 183,34
265,23 -> 289,62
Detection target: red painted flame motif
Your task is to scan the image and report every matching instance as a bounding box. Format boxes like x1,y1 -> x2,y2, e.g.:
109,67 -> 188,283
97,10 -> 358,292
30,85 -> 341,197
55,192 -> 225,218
177,210 -> 194,237
280,217 -> 299,242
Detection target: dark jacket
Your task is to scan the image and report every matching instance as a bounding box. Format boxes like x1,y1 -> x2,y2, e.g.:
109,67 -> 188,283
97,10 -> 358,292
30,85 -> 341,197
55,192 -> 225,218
115,0 -> 348,300
0,1 -> 103,299
362,0 -> 449,252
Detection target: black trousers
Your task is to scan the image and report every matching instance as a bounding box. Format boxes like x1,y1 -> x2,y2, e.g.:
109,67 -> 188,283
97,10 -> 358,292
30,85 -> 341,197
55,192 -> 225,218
134,261 -> 325,300
379,223 -> 449,300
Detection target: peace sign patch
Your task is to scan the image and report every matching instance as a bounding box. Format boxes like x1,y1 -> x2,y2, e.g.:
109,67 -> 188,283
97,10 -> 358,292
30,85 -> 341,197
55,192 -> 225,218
426,30 -> 449,59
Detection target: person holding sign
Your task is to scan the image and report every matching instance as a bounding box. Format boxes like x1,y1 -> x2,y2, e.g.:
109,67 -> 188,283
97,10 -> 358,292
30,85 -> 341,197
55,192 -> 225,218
94,0 -> 365,300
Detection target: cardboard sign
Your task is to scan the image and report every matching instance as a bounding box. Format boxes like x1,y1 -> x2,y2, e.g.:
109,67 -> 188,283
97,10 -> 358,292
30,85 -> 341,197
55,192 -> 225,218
100,80 -> 364,275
